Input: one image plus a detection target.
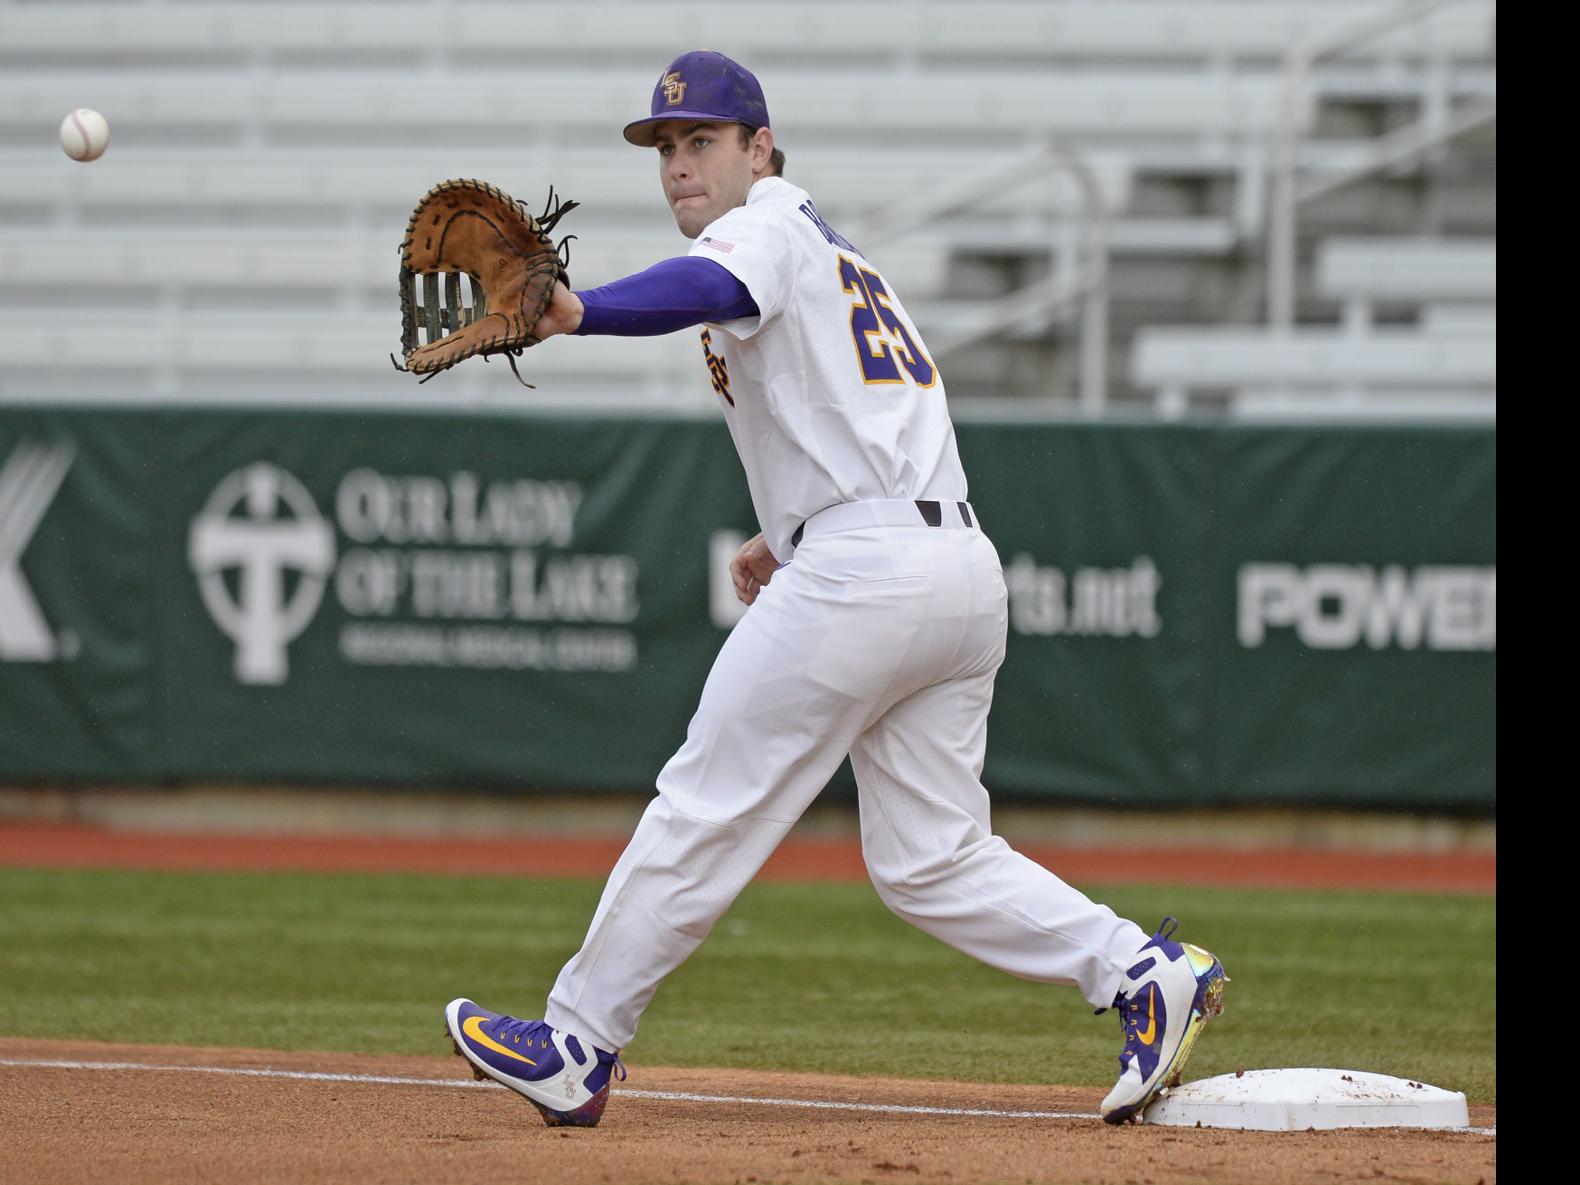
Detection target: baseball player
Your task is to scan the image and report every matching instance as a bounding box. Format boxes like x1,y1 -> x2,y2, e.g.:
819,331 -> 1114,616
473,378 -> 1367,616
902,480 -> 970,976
444,50 -> 1226,1128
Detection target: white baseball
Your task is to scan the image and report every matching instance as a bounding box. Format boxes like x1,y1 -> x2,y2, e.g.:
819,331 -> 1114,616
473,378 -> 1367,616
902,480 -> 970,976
59,108 -> 110,162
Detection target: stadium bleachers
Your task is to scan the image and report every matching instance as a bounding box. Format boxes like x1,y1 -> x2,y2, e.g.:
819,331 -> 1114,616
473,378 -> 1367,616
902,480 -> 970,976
1129,235 -> 1496,416
0,2 -> 1494,63
1317,236 -> 1495,328
1131,321 -> 1495,417
0,0 -> 1495,414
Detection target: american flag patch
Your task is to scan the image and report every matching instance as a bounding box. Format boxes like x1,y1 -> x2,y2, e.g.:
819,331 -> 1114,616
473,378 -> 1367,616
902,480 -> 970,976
701,237 -> 736,254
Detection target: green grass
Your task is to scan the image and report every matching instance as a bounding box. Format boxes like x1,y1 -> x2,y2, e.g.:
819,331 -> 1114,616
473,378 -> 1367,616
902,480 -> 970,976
0,867 -> 1495,1102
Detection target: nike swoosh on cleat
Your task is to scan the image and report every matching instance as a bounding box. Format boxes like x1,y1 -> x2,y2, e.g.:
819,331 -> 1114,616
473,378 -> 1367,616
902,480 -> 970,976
1135,985 -> 1158,1046
462,1015 -> 538,1067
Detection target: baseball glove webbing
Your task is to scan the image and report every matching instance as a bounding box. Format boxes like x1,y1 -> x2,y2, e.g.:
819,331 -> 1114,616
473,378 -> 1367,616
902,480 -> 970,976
391,178 -> 579,387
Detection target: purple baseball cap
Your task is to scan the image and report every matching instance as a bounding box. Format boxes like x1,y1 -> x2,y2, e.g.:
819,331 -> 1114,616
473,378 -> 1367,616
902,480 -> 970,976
623,50 -> 769,147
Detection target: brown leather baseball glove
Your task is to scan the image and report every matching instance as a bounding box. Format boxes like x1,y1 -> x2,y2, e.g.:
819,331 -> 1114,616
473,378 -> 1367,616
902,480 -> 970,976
393,178 -> 578,386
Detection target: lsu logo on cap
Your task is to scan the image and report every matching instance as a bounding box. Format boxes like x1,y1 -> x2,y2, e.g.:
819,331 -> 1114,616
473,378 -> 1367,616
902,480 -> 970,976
662,71 -> 687,105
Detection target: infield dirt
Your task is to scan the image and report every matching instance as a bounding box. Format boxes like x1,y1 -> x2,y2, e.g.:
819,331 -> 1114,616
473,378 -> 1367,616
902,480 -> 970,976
0,1038 -> 1494,1185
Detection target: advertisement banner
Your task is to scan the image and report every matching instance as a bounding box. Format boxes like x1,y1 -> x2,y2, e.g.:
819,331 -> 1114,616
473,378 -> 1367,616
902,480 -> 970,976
153,411 -> 756,786
958,424 -> 1212,802
1207,425 -> 1496,807
0,407 -> 1494,809
0,410 -> 161,777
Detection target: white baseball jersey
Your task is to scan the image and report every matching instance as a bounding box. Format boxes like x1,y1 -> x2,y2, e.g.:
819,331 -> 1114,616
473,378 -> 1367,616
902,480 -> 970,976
686,176 -> 968,561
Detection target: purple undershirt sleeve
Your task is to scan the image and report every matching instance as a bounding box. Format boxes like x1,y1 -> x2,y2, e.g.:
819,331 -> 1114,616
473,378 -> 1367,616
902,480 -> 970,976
572,256 -> 760,336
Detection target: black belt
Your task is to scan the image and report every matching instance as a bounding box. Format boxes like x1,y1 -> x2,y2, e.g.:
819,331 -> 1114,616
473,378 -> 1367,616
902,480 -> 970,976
790,500 -> 972,549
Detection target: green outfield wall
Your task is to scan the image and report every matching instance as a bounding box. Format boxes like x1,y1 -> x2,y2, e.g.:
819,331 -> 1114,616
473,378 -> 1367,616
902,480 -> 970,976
0,407 -> 1494,809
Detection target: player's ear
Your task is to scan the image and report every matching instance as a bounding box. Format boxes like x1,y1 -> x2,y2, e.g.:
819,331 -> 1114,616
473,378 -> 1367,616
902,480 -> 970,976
750,127 -> 775,176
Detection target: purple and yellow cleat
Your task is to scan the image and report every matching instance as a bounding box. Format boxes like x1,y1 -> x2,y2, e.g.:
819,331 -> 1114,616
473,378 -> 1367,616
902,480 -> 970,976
1099,917 -> 1228,1125
444,998 -> 625,1128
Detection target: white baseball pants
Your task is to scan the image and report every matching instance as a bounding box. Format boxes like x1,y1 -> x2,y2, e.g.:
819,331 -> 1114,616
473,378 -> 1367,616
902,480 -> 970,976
545,501 -> 1149,1054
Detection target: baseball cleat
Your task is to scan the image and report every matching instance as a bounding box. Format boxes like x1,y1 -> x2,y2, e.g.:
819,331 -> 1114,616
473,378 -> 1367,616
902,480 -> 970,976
1099,916 -> 1227,1125
443,998 -> 625,1128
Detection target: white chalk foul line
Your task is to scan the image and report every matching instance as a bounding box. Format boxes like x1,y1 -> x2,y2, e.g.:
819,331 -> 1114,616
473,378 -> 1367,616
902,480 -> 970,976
633,1089 -> 1094,1121
0,1058 -> 1495,1135
0,1057 -> 1093,1121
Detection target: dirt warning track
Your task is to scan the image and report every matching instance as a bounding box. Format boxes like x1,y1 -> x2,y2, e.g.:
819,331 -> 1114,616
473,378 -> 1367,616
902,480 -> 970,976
0,821 -> 1494,892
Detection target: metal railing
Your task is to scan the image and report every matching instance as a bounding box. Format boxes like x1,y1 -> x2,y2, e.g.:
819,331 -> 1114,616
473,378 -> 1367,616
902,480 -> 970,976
1268,0 -> 1496,330
850,139 -> 1113,414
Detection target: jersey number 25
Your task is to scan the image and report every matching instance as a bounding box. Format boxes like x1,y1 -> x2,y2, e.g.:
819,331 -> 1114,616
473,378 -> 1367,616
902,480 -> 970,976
837,255 -> 936,389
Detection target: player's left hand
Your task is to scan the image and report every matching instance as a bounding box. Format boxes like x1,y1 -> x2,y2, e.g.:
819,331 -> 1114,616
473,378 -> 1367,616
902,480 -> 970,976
730,533 -> 780,605
530,281 -> 585,340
